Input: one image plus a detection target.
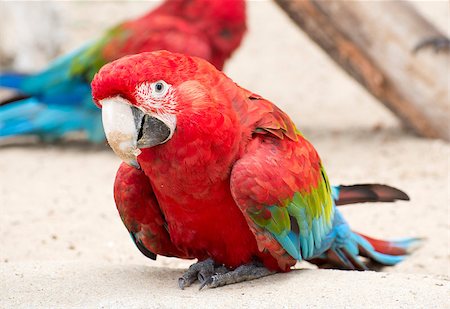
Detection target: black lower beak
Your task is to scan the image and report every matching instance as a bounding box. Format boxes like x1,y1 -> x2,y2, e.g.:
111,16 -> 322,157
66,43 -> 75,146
133,107 -> 171,148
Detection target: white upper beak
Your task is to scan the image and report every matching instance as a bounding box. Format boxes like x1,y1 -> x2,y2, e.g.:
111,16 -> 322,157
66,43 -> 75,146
101,96 -> 142,168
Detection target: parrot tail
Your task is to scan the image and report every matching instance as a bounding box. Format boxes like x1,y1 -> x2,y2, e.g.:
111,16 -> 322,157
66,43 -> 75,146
349,232 -> 421,269
333,184 -> 409,206
330,235 -> 420,271
310,210 -> 421,271
312,232 -> 421,271
0,73 -> 32,106
355,232 -> 422,257
0,72 -> 29,90
0,97 -> 105,143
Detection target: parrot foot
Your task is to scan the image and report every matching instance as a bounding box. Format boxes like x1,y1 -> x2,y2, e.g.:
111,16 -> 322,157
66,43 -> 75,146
413,36 -> 450,54
199,262 -> 275,290
178,258 -> 228,290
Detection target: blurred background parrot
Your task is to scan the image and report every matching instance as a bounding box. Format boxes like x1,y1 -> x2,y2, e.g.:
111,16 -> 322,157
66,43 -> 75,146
0,0 -> 246,143
91,50 -> 420,289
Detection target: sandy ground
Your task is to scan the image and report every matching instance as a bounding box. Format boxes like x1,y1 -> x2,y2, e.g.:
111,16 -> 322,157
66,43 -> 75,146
2,263 -> 449,308
0,1 -> 449,308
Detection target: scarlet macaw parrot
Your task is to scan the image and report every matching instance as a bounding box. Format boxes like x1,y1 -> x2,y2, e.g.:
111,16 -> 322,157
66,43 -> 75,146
92,51 -> 419,289
0,0 -> 246,143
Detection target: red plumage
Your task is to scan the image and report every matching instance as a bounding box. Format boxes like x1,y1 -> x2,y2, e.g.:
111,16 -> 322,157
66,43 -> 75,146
92,51 -> 415,279
102,0 -> 246,70
93,51 -> 314,271
114,163 -> 191,259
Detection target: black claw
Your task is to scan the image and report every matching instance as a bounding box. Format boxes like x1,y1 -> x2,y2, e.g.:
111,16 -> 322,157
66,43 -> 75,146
178,258 -> 216,290
178,278 -> 186,290
197,273 -> 205,284
197,269 -> 212,284
198,277 -> 213,290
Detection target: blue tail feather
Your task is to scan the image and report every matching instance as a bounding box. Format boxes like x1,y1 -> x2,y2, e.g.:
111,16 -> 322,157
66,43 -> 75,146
0,41 -> 103,143
351,233 -> 407,266
0,98 -> 44,123
37,80 -> 92,107
0,45 -> 88,93
309,208 -> 416,269
387,237 -> 422,252
0,73 -> 29,89
20,43 -> 91,94
0,97 -> 104,141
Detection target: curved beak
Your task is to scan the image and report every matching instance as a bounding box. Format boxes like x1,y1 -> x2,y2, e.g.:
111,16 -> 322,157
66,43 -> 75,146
101,96 -> 172,168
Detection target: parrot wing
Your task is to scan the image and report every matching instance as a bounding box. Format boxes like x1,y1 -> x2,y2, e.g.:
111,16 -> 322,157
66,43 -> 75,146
114,163 -> 192,259
19,14 -> 211,102
230,94 -> 334,270
19,24 -> 128,97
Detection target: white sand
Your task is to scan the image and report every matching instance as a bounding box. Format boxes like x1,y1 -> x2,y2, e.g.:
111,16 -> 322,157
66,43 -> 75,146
0,1 -> 449,307
2,262 -> 449,308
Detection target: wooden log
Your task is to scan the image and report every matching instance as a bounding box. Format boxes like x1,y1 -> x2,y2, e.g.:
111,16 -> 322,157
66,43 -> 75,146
273,0 -> 450,140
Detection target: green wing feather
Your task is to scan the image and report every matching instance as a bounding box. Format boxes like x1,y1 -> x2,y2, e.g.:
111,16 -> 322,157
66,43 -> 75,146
231,92 -> 335,267
70,24 -> 130,81
246,164 -> 334,261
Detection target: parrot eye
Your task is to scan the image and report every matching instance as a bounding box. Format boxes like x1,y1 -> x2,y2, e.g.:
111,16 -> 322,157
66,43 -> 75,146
152,80 -> 169,97
135,80 -> 174,110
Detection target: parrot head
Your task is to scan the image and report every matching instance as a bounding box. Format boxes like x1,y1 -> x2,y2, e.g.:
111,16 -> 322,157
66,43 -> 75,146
92,50 -> 237,169
196,0 -> 247,61
158,0 -> 247,68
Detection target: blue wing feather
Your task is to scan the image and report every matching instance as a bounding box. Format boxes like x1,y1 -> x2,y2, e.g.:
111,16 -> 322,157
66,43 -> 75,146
0,41 -> 105,142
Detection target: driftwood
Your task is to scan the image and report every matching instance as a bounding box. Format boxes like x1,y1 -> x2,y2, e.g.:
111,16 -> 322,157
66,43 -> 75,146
274,0 -> 450,140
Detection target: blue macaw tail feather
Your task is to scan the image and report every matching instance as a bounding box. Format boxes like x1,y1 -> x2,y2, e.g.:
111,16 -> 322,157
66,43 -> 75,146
0,97 -> 105,143
0,98 -> 45,134
0,72 -> 30,89
36,81 -> 93,107
349,233 -> 407,266
309,209 -> 420,270
0,40 -> 105,143
354,232 -> 422,265
0,42 -> 91,100
20,42 -> 92,94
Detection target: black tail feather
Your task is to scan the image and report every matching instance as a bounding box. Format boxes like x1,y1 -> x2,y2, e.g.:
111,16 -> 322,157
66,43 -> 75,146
335,184 -> 409,206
